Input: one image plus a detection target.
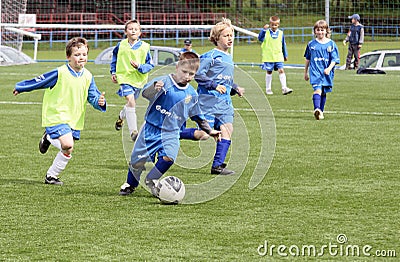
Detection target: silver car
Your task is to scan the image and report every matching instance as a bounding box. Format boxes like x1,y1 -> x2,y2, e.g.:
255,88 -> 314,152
340,49 -> 400,71
94,45 -> 181,66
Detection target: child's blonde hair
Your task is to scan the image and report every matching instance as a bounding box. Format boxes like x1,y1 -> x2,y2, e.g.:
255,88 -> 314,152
313,20 -> 331,38
269,16 -> 280,23
66,37 -> 88,57
209,18 -> 234,46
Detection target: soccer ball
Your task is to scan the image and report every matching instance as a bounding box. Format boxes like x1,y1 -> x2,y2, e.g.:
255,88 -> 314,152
156,176 -> 185,204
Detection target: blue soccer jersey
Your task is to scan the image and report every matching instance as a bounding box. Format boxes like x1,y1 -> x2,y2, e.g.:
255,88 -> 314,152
304,39 -> 340,87
195,48 -> 235,105
143,74 -> 203,133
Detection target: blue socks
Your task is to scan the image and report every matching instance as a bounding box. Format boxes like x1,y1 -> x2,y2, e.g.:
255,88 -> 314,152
127,168 -> 140,188
313,93 -> 321,110
179,128 -> 196,140
320,94 -> 327,112
146,157 -> 173,180
212,139 -> 231,168
313,93 -> 327,111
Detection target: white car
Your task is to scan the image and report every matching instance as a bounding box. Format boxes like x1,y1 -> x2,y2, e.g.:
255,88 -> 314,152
94,45 -> 181,66
340,49 -> 400,71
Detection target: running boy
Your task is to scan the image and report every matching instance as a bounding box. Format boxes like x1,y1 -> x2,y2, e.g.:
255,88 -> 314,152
343,14 -> 364,70
13,37 -> 107,185
258,16 -> 292,95
304,20 -> 340,120
110,19 -> 154,141
119,52 -> 221,196
195,18 -> 245,175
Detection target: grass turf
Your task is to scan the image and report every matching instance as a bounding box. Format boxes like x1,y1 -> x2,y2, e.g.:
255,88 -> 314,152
0,53 -> 399,260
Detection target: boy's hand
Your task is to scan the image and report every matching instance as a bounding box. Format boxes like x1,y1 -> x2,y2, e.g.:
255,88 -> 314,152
358,44 -> 362,48
304,73 -> 309,81
323,68 -> 331,75
98,92 -> 106,106
209,130 -> 221,142
111,74 -> 118,83
13,89 -> 19,96
343,40 -> 347,46
236,87 -> 245,97
216,85 -> 226,94
284,57 -> 288,62
130,60 -> 139,69
154,81 -> 164,92
263,24 -> 270,29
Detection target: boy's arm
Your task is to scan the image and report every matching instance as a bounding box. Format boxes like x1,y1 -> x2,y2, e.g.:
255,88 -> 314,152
110,43 -> 120,75
137,51 -> 155,74
142,76 -> 167,100
304,59 -> 310,81
14,69 -> 58,94
258,28 -> 267,42
194,57 -> 218,90
359,27 -> 364,45
87,77 -> 106,112
282,34 -> 288,60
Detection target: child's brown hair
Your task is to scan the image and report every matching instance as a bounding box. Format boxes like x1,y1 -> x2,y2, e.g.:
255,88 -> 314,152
124,19 -> 141,31
209,18 -> 234,46
178,52 -> 200,71
66,37 -> 88,57
269,16 -> 280,23
313,20 -> 331,38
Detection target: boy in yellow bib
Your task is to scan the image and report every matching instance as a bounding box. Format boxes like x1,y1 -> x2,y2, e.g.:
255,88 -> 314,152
13,37 -> 107,185
258,16 -> 293,95
110,19 -> 154,141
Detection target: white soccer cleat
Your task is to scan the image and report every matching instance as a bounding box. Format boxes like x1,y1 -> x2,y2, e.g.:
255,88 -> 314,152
282,87 -> 293,95
266,89 -> 273,95
314,108 -> 323,120
319,111 -> 325,120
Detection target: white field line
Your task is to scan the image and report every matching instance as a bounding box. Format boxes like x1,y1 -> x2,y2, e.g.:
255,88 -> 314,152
1,101 -> 399,117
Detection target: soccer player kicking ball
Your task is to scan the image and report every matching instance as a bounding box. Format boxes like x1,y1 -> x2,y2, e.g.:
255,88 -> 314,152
304,20 -> 340,120
195,18 -> 245,175
110,19 -> 154,141
13,37 -> 107,185
119,52 -> 221,196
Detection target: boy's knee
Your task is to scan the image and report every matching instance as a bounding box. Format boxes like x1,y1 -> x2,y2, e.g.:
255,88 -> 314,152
194,130 -> 210,141
162,156 -> 174,162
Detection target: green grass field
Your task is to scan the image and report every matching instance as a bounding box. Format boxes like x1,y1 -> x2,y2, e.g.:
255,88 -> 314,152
1,45 -> 399,260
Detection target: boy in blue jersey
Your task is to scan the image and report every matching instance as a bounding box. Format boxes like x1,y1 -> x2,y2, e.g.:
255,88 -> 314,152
13,37 -> 107,185
110,19 -> 154,141
119,52 -> 221,196
258,16 -> 292,95
304,20 -> 340,120
195,18 -> 245,175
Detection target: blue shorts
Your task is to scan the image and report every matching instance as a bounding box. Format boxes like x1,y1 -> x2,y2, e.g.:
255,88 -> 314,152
130,123 -> 180,165
45,124 -> 81,140
204,114 -> 233,130
261,62 -> 284,71
116,84 -> 141,99
312,85 -> 332,94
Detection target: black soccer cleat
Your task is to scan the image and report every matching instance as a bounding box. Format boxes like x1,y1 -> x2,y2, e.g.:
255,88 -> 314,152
211,165 -> 235,175
44,176 -> 64,185
119,182 -> 136,196
39,131 -> 51,154
115,116 -> 124,131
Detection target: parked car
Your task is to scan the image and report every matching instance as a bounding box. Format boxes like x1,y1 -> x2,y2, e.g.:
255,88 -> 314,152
339,49 -> 400,71
94,45 -> 181,65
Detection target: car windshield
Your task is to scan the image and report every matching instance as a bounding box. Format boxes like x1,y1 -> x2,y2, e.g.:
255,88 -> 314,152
382,53 -> 400,67
359,54 -> 380,69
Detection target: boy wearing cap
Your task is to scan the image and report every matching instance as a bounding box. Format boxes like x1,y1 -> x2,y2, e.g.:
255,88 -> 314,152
181,39 -> 197,54
343,14 -> 364,70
